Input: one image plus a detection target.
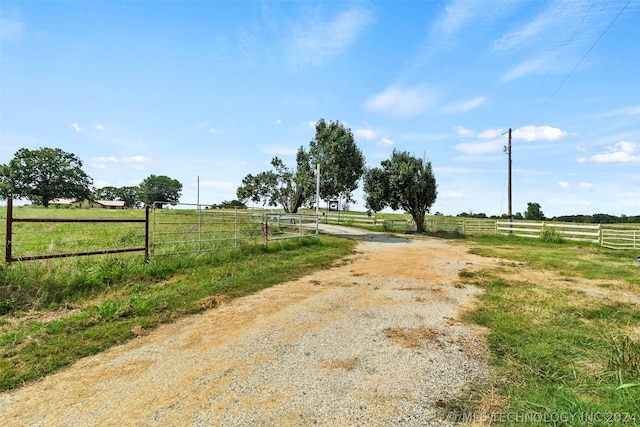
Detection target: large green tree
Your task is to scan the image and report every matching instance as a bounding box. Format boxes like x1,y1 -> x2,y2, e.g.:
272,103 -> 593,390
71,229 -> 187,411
137,175 -> 182,208
0,147 -> 93,207
237,148 -> 315,213
363,150 -> 437,234
524,202 -> 545,220
309,119 -> 365,204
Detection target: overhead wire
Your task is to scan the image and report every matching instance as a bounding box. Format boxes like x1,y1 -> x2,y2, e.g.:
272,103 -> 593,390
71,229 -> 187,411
523,2 -> 594,113
533,0 -> 633,118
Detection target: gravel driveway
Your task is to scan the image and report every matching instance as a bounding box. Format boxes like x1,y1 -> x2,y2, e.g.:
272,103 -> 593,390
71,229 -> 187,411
1,227 -> 493,426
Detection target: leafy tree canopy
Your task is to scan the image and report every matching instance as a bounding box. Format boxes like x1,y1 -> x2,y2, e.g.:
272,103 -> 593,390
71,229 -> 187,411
137,174 -> 182,208
211,200 -> 247,209
363,150 -> 437,234
0,147 -> 93,207
309,119 -> 365,204
237,148 -> 315,213
524,202 -> 545,221
94,185 -> 141,208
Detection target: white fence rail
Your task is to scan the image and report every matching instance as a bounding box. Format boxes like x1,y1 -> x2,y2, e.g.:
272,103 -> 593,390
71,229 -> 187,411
601,228 -> 640,250
259,209 -> 640,251
496,221 -> 601,242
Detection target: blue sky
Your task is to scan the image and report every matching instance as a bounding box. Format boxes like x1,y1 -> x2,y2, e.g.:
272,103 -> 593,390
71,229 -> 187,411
1,0 -> 639,217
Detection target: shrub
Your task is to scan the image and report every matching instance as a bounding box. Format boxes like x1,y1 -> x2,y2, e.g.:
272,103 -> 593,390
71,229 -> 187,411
540,227 -> 565,243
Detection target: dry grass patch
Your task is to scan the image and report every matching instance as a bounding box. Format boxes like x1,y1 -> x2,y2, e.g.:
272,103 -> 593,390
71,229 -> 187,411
383,326 -> 439,348
319,357 -> 359,370
196,295 -> 230,310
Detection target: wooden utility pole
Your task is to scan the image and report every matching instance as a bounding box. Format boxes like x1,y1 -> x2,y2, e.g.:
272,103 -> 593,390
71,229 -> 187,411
507,128 -> 513,230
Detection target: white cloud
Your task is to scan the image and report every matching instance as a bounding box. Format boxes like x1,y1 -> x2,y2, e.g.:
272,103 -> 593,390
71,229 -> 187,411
512,125 -> 566,142
454,126 -> 474,137
501,55 -> 553,81
290,7 -> 373,68
590,141 -> 640,163
93,156 -> 117,163
441,96 -> 487,113
275,119 -> 282,124
478,128 -> 504,139
579,182 -> 593,189
377,137 -> 394,147
365,84 -> 437,118
454,139 -> 503,154
489,1 -> 578,55
95,124 -> 105,131
71,123 -> 81,133
558,181 -> 570,189
355,129 -> 376,140
209,128 -> 219,133
121,155 -> 154,170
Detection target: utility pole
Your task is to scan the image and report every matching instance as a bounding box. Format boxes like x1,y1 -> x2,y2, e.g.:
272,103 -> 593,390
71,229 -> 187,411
503,129 -> 513,232
507,128 -> 513,230
315,164 -> 320,217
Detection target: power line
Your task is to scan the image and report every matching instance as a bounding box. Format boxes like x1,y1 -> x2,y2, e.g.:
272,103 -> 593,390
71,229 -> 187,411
534,0 -> 632,118
524,2 -> 594,112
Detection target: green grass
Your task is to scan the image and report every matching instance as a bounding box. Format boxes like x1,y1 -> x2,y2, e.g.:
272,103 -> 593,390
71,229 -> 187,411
0,235 -> 356,391
453,235 -> 640,425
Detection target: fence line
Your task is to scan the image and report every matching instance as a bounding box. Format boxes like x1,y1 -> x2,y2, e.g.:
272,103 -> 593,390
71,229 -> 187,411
3,200 -> 639,261
496,221 -> 601,242
150,203 -> 318,257
4,198 -> 149,264
601,228 -> 639,250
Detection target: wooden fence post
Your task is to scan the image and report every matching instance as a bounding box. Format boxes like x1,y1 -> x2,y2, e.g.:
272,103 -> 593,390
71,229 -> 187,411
5,198 -> 13,264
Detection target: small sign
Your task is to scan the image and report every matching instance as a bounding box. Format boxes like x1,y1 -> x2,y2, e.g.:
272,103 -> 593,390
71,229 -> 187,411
329,200 -> 339,211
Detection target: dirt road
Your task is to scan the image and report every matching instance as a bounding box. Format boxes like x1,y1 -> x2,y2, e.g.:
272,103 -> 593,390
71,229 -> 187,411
1,227 -> 494,426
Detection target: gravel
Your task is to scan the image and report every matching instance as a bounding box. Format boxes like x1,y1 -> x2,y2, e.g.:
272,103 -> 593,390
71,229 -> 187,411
1,227 -> 492,427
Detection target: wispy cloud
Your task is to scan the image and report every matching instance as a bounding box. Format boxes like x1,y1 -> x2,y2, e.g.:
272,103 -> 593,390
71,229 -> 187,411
71,123 -> 82,133
377,137 -> 394,147
95,124 -> 105,131
92,155 -> 154,171
455,139 -> 503,154
289,7 -> 373,69
0,18 -> 24,42
488,0 -> 583,55
409,0 -> 500,69
590,141 -> 640,163
599,105 -> 640,118
441,96 -> 487,113
365,84 -> 437,118
501,54 -> 554,81
454,126 -> 475,137
262,145 -> 298,156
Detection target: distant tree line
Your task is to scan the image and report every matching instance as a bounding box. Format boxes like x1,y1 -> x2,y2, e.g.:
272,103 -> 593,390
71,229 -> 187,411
455,202 -> 640,224
0,147 -> 182,208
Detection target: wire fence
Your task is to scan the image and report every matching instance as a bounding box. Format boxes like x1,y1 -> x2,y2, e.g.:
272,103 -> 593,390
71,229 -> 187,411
150,204 -> 318,256
1,200 -> 319,264
2,201 -> 638,265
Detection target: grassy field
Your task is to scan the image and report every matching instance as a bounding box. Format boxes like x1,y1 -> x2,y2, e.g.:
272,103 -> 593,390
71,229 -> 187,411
2,205 -> 640,422
450,235 -> 640,425
0,205 -> 357,391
